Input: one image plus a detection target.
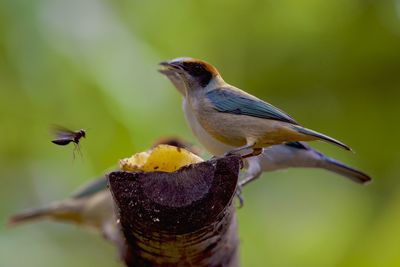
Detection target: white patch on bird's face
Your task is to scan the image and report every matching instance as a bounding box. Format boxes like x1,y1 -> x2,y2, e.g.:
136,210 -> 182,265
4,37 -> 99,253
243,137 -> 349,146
169,57 -> 192,64
164,72 -> 187,96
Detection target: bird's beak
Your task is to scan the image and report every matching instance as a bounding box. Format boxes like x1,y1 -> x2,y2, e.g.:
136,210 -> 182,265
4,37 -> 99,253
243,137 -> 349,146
158,67 -> 174,76
158,61 -> 184,75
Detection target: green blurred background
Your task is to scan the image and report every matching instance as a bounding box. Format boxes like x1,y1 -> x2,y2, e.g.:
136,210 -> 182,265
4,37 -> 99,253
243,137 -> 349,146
1,0 -> 399,266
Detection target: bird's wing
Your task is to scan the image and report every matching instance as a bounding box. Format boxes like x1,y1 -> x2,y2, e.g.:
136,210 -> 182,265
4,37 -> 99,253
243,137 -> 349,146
206,88 -> 299,125
71,177 -> 108,199
284,141 -> 311,150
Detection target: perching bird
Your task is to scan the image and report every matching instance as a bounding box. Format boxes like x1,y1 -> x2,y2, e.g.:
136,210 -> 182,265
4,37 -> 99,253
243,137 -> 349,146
8,177 -> 126,255
159,64 -> 371,185
160,57 -> 351,158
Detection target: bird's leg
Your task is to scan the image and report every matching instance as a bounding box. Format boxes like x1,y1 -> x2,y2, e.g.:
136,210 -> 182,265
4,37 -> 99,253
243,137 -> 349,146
241,147 -> 263,159
224,143 -> 255,157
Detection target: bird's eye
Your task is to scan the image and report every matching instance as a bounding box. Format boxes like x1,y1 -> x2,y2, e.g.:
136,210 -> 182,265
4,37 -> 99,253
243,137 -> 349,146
182,62 -> 213,86
190,64 -> 205,77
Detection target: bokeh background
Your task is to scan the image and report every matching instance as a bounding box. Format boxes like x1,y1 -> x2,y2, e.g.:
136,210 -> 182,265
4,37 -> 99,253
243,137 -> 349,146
1,0 -> 400,266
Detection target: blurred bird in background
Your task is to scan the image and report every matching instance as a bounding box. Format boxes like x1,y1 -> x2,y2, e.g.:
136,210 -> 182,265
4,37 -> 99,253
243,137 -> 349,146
8,177 -> 126,258
160,57 -> 351,159
159,61 -> 371,185
151,136 -> 203,156
7,137 -> 203,258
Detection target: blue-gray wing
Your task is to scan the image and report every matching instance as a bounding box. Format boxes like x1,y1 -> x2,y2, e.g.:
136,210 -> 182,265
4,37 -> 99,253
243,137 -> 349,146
284,141 -> 311,150
71,176 -> 108,199
206,88 -> 298,125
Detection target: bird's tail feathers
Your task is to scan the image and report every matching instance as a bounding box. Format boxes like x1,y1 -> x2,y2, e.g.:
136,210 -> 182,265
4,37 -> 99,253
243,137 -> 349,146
320,156 -> 371,184
293,126 -> 352,151
8,202 -> 82,227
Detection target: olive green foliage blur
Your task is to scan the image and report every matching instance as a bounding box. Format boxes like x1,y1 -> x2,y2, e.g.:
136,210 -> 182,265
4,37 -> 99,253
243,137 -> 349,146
1,1 -> 400,267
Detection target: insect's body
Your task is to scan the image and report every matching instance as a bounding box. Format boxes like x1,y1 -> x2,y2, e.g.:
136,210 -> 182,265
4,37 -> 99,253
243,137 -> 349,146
51,127 -> 86,157
73,130 -> 86,143
51,139 -> 74,146
51,128 -> 86,145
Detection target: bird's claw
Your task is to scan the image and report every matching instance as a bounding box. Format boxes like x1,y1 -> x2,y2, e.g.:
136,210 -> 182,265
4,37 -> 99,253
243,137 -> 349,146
224,151 -> 237,157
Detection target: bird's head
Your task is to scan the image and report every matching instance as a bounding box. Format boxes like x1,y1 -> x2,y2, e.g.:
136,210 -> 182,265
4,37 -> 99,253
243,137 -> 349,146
151,136 -> 202,156
159,57 -> 222,91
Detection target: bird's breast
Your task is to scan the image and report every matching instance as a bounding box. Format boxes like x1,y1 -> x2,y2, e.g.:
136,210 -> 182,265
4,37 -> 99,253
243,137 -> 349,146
182,99 -> 233,156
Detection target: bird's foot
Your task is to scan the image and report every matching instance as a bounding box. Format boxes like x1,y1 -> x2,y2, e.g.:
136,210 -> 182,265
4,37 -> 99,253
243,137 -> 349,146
224,142 -> 256,158
241,148 -> 263,159
223,151 -> 240,157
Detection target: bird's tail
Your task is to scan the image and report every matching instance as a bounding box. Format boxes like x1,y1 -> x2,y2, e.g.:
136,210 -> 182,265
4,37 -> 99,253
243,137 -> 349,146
292,126 -> 352,151
8,202 -> 82,227
319,156 -> 371,184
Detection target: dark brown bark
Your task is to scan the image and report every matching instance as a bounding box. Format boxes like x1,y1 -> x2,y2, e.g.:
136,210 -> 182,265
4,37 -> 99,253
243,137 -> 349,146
108,155 -> 242,267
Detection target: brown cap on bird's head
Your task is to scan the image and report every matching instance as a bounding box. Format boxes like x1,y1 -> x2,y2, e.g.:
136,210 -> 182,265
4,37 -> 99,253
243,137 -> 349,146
159,57 -> 220,87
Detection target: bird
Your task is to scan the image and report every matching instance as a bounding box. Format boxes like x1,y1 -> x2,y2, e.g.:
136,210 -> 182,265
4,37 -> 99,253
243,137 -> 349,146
151,136 -> 203,156
242,141 -> 371,185
159,63 -> 371,185
7,136 -> 204,253
8,177 -> 126,256
159,57 -> 352,159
